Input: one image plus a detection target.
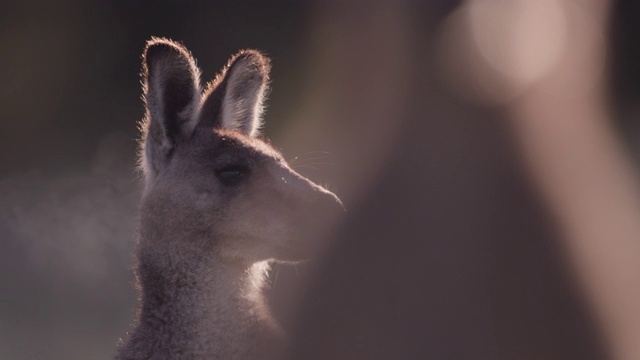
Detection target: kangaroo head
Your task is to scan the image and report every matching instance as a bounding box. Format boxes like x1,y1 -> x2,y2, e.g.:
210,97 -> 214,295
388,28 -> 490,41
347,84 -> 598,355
138,38 -> 342,265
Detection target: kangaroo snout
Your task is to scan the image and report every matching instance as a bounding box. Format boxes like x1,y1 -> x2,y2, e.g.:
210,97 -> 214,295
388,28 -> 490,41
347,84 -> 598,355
309,186 -> 345,222
274,179 -> 344,261
287,170 -> 344,227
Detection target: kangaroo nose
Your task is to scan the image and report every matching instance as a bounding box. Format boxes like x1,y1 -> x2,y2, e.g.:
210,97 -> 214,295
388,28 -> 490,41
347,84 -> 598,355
288,169 -> 345,217
308,180 -> 344,211
329,192 -> 346,213
313,189 -> 345,224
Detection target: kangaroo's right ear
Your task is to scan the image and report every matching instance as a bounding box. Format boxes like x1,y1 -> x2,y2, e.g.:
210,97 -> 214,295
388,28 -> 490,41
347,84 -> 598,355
141,38 -> 201,176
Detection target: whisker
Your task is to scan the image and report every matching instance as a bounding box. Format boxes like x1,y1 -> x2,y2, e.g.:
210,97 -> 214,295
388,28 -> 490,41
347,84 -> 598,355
272,265 -> 280,290
293,264 -> 300,276
292,165 -> 321,171
288,151 -> 333,165
293,162 -> 337,168
294,155 -> 332,161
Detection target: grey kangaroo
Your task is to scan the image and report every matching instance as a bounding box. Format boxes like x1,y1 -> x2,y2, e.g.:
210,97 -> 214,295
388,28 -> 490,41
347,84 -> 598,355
115,38 -> 343,360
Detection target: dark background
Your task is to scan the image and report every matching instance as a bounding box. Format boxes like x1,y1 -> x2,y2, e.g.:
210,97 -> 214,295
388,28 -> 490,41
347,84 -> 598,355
1,2 -> 639,359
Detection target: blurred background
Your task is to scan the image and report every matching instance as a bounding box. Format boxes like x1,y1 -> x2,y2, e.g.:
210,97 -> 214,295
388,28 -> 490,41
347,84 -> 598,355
1,1 -> 639,359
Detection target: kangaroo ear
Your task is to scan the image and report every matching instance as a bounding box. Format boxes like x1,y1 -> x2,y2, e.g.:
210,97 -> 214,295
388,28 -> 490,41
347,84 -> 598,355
141,38 -> 201,175
199,50 -> 270,137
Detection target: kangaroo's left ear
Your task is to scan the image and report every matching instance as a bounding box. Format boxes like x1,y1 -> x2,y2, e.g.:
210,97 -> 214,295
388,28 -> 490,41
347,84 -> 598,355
199,50 -> 270,137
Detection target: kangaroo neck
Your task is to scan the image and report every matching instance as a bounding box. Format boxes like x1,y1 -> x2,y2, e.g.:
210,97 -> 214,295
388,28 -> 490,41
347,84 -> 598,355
131,240 -> 283,359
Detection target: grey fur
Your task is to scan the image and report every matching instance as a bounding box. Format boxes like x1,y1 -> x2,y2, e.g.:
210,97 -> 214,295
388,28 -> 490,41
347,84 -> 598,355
116,38 -> 342,360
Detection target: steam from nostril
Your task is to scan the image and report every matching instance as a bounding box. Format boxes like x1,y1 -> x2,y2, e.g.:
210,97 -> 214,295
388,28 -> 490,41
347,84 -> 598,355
0,132 -> 139,358
0,132 -> 138,284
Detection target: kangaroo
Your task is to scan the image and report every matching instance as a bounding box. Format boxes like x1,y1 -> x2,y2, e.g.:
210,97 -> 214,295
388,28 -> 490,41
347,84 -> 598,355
115,38 -> 343,360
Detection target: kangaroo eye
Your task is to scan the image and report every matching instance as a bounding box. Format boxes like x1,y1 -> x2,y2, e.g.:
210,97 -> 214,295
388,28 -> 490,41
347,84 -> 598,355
215,165 -> 249,186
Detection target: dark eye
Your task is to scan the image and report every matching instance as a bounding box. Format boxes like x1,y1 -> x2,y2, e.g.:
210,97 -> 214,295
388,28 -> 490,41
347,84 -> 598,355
215,165 -> 249,186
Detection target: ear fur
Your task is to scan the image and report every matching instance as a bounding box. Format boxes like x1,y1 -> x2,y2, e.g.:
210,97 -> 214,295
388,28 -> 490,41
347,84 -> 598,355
199,50 -> 270,137
140,37 -> 201,177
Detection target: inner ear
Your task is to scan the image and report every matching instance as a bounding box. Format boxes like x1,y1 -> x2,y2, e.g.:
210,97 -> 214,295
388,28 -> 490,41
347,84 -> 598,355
198,50 -> 270,137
